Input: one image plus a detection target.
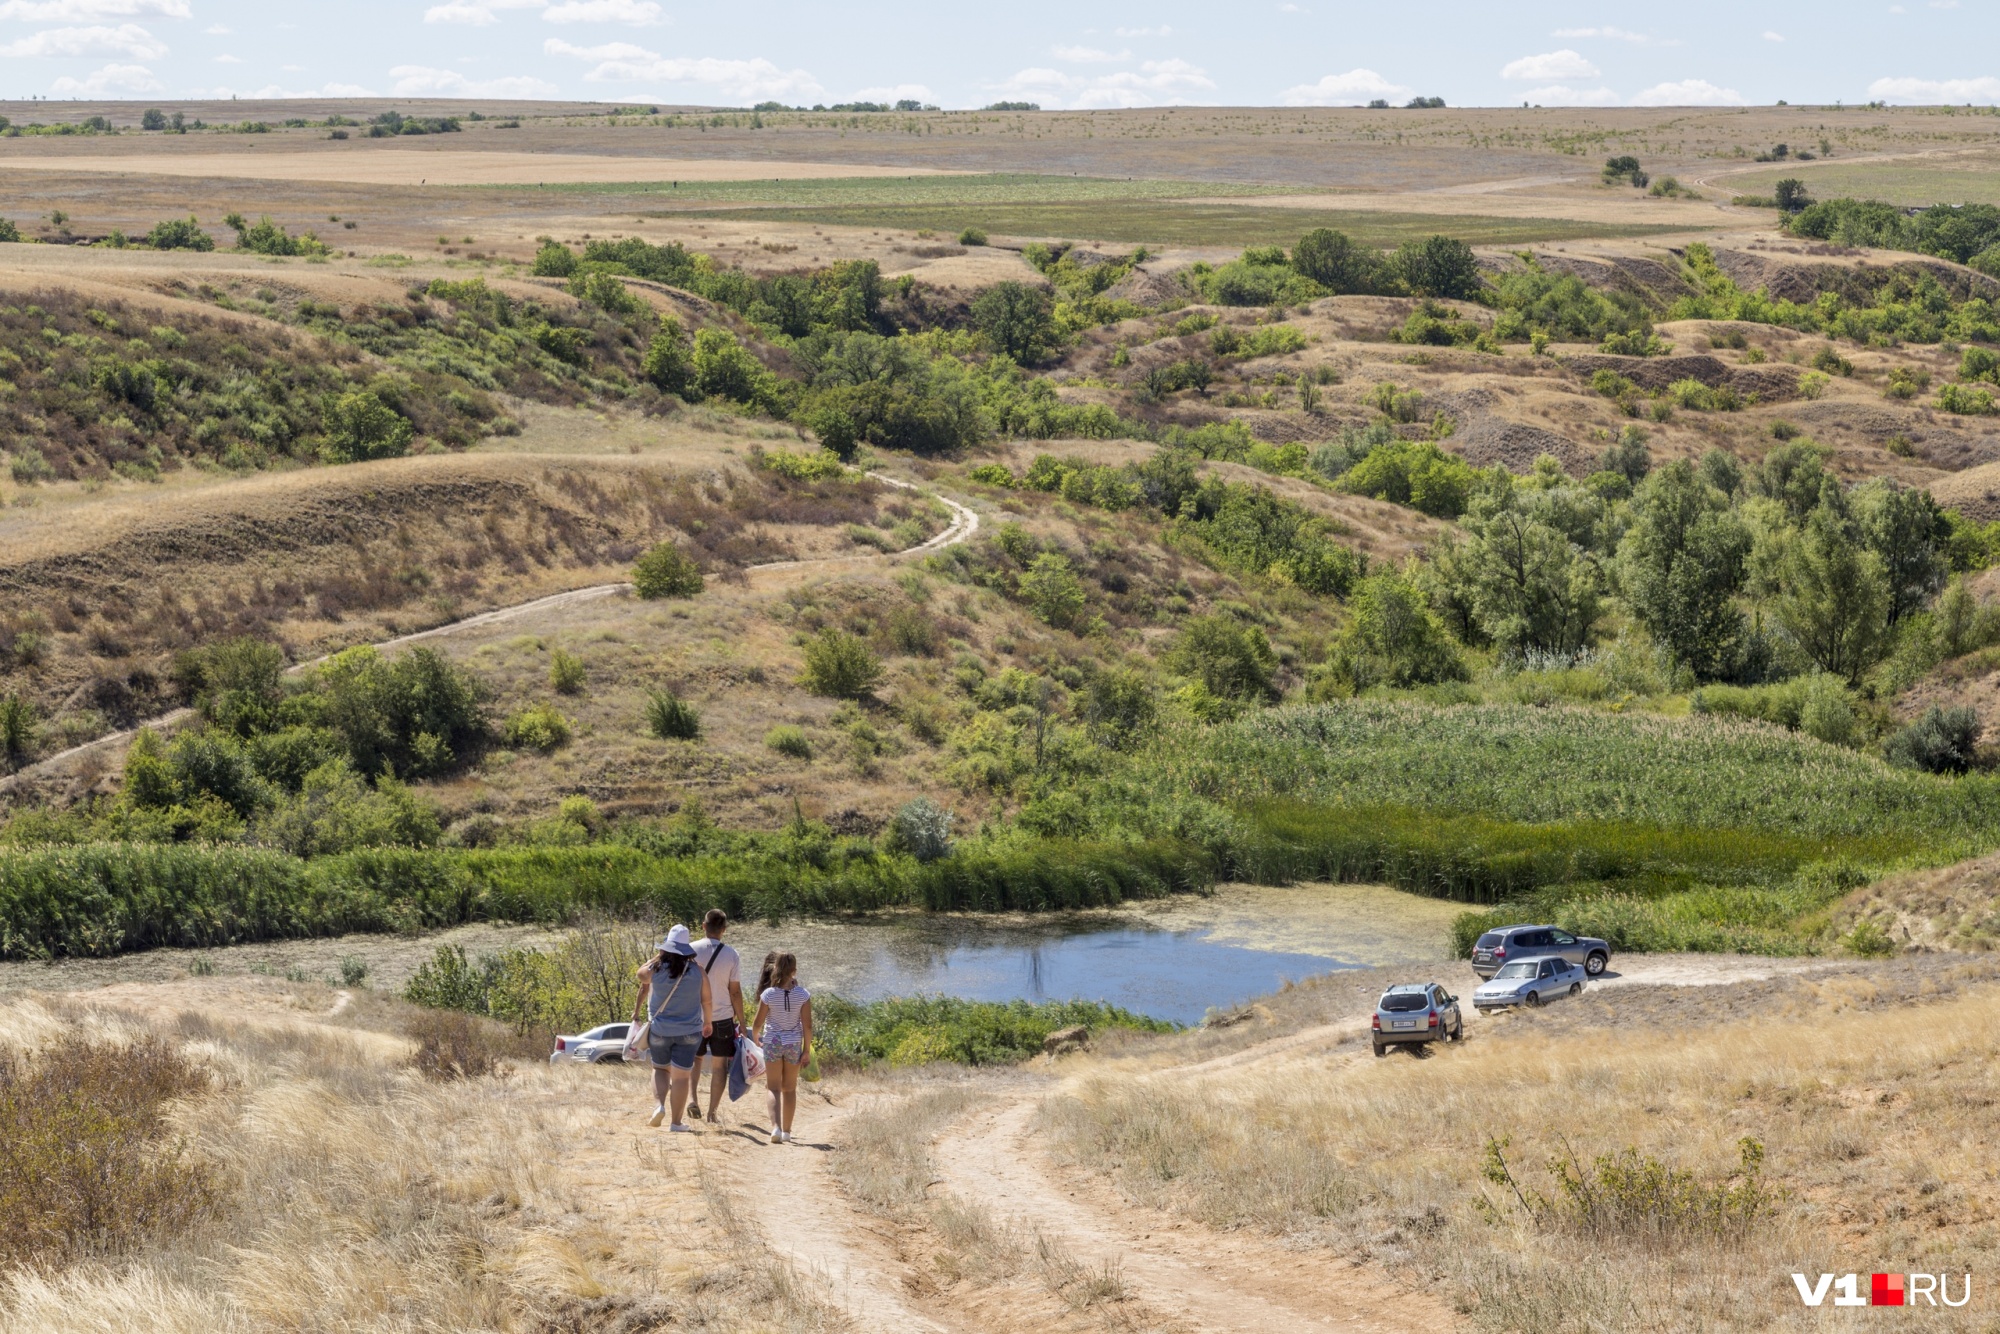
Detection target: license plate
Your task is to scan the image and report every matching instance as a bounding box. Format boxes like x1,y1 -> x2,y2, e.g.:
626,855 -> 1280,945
1393,1020 -> 1416,1030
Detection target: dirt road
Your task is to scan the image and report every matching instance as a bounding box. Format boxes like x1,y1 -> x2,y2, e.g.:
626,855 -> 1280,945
0,469 -> 977,791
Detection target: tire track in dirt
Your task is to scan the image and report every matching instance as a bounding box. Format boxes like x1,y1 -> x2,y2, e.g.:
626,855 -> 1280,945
0,472 -> 977,791
934,1093 -> 1452,1334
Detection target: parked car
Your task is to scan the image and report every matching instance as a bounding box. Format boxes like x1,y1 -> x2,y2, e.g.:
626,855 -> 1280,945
1473,956 -> 1586,1012
1372,982 -> 1463,1057
1469,924 -> 1611,980
549,1022 -> 631,1064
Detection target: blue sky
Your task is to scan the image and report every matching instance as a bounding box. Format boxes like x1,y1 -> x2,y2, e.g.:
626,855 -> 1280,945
0,0 -> 1993,110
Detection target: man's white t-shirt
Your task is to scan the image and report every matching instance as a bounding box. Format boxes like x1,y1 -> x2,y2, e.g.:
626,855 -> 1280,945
695,938 -> 740,1018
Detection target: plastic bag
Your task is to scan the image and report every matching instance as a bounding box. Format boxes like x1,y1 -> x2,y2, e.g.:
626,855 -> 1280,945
739,1034 -> 766,1082
621,1024 -> 648,1066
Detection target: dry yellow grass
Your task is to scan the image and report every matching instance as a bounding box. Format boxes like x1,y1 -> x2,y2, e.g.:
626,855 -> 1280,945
1041,959 -> 2000,1331
0,979 -> 839,1334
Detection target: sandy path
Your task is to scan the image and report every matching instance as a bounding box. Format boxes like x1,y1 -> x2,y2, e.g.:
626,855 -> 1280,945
0,151 -> 963,187
938,1094 -> 1449,1333
0,471 -> 978,789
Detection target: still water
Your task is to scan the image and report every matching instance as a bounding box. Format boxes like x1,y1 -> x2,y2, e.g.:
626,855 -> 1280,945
724,882 -> 1465,1025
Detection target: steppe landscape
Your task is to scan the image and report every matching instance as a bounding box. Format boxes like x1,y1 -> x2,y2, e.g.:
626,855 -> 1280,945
6,94 -> 2000,1332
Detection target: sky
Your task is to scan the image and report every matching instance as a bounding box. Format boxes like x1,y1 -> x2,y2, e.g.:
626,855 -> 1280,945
0,0 -> 1994,110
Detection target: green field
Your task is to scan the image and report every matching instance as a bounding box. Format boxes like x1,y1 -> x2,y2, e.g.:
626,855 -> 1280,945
1729,156 -> 2000,208
502,172 -> 1293,206
675,200 -> 1688,248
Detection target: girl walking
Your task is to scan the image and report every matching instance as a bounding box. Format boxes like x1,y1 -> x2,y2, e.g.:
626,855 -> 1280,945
750,951 -> 811,1144
631,924 -> 712,1131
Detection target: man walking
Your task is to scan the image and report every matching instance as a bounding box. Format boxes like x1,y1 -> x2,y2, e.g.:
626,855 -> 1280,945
689,908 -> 744,1123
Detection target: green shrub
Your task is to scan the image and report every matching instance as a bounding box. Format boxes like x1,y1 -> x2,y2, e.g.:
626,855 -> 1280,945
766,724 -> 813,758
631,542 -> 704,599
800,629 -> 882,698
0,694 -> 37,769
504,702 -> 571,751
144,216 -> 213,251
548,649 -> 586,695
1017,552 -> 1087,628
0,218 -> 20,244
761,447 -> 847,480
641,315 -> 692,396
223,212 -> 329,257
1939,383 -> 1998,416
966,463 -> 1015,487
644,688 -> 701,740
1167,615 -> 1278,703
531,241 -> 578,277
957,227 -> 987,246
318,390 -> 413,463
892,797 -> 955,862
1884,705 -> 1981,774
567,270 -> 644,314
814,994 -> 1175,1068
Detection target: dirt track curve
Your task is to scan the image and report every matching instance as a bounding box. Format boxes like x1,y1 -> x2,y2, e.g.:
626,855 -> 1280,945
0,470 -> 978,792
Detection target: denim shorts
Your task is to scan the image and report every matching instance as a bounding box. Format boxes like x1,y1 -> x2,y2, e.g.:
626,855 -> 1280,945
649,1030 -> 701,1071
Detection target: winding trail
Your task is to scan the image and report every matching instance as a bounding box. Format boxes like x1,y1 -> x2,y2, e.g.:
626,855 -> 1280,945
0,471 -> 977,792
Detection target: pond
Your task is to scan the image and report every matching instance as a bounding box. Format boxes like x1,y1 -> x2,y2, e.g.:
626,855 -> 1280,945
0,882 -> 1468,1025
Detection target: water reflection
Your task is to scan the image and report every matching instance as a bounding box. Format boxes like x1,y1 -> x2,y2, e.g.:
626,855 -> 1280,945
727,885 -> 1458,1026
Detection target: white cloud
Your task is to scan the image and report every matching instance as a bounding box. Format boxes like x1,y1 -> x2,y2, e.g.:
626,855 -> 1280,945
1522,84 -> 1621,106
195,80 -> 377,97
854,83 -> 934,103
989,56 -> 1211,109
1930,0 -> 1961,8
388,64 -> 560,97
1053,44 -> 1131,62
1889,5 -> 1905,11
1279,67 -> 1411,106
422,0 -> 544,24
541,0 -> 662,22
1501,49 -> 1599,80
49,60 -> 161,92
1279,3 -> 1307,10
213,52 -> 239,62
0,0 -> 184,17
1552,25 -> 1675,45
1630,78 -> 1745,106
1763,30 -> 1785,41
543,41 -> 821,101
0,23 -> 166,58
202,22 -> 225,32
1113,25 -> 1171,36
1868,74 -> 2000,103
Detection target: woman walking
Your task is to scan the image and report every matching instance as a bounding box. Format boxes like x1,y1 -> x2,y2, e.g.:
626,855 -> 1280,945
750,951 -> 811,1144
631,924 -> 711,1131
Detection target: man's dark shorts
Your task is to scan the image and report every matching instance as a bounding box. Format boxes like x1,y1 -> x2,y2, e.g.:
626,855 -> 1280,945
697,1017 -> 738,1060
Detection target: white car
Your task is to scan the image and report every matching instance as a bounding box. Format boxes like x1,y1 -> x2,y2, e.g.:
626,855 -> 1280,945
1473,957 -> 1586,1012
549,1022 -> 632,1064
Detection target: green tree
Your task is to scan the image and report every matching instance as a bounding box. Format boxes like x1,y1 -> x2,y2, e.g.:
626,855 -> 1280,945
1773,507 -> 1891,683
691,328 -> 771,405
641,316 -> 692,397
1166,615 -> 1278,702
1600,426 -> 1651,485
1617,462 -> 1751,680
1459,507 -> 1603,655
140,108 -> 167,130
632,542 -> 704,599
0,693 -> 37,770
1324,569 -> 1468,691
800,629 -> 882,698
532,240 -> 578,277
1291,228 -> 1386,294
1752,439 -> 1831,524
1774,179 -> 1812,214
144,216 -> 212,251
320,391 -> 413,464
1394,235 -> 1481,300
1016,552 -> 1087,628
1852,479 -> 1948,625
970,281 -> 1061,365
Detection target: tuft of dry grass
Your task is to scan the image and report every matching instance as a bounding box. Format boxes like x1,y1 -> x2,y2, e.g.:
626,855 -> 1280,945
0,1035 -> 218,1272
1043,973 -> 2000,1332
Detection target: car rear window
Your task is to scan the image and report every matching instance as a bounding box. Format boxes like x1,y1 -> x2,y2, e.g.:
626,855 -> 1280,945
1380,992 -> 1430,1012
1475,933 -> 1502,950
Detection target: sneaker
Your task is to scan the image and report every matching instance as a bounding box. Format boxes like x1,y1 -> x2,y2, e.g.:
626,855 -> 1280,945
769,1128 -> 784,1142
669,1123 -> 692,1134
648,1105 -> 666,1127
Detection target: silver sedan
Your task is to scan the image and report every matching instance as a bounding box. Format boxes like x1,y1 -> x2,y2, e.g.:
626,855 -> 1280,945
1473,956 -> 1586,1012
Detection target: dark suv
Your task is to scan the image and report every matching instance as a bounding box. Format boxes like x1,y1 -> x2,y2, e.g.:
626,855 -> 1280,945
1469,924 -> 1611,980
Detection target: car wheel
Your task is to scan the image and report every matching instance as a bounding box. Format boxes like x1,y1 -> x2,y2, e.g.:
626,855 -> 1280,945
1525,991 -> 1542,1008
1453,1018 -> 1464,1040
1585,951 -> 1608,977
1569,982 -> 1582,997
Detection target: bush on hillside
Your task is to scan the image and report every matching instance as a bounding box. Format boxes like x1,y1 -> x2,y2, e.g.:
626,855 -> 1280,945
799,629 -> 882,698
632,542 -> 704,598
